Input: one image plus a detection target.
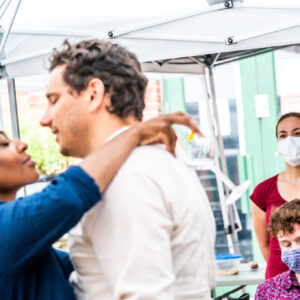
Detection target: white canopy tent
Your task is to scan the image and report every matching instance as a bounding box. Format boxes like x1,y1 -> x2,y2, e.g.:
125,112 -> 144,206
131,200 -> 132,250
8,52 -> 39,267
2,0 -> 300,254
2,0 -> 300,76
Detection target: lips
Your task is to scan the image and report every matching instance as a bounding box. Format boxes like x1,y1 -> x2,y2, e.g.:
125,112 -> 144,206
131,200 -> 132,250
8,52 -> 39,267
52,128 -> 59,143
23,155 -> 36,167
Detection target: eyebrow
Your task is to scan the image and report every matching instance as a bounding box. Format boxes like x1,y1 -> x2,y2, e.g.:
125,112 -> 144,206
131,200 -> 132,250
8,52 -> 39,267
278,128 -> 300,134
0,130 -> 8,137
278,130 -> 287,135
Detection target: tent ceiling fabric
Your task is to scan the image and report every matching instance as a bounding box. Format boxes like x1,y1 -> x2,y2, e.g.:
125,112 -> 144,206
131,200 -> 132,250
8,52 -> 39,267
1,0 -> 300,77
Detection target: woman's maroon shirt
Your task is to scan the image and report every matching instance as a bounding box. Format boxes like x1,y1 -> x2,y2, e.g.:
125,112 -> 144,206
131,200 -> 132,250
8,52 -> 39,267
250,174 -> 289,279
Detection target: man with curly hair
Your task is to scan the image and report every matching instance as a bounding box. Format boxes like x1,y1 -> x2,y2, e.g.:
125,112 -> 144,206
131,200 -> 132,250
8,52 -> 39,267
40,39 -> 216,300
255,199 -> 300,299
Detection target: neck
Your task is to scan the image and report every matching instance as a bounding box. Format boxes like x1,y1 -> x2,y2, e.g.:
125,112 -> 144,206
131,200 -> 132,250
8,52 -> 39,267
281,164 -> 300,182
84,113 -> 139,156
0,190 -> 17,202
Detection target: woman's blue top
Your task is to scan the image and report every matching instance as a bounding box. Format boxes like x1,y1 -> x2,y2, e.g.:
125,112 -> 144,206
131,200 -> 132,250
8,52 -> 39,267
0,166 -> 101,300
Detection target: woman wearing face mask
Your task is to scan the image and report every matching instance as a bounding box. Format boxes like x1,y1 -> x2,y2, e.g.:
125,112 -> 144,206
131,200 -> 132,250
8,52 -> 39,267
0,112 -> 201,300
251,112 -> 300,280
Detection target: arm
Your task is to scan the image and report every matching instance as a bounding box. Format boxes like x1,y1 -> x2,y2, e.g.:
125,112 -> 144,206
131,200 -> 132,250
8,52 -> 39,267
0,111 -> 198,275
0,166 -> 100,275
79,167 -> 175,299
251,202 -> 270,262
79,111 -> 201,191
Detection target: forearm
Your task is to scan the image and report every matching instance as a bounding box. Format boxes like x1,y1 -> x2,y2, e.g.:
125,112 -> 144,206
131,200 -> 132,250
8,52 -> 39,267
251,202 -> 269,263
259,245 -> 270,263
79,127 -> 140,191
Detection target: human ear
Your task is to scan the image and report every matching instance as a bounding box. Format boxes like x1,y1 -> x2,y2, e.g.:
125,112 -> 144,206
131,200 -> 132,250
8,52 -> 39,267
87,78 -> 105,112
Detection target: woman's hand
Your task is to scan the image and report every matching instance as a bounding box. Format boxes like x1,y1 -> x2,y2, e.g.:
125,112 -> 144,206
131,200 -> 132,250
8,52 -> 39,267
80,112 -> 202,191
132,111 -> 203,156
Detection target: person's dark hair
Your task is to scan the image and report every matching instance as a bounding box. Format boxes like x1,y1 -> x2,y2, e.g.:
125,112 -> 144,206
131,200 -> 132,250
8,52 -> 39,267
276,112 -> 300,137
49,39 -> 148,121
269,199 -> 300,238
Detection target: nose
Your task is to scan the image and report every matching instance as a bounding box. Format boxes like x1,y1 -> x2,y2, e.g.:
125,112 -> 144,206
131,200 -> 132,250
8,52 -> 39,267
13,139 -> 28,153
40,106 -> 52,127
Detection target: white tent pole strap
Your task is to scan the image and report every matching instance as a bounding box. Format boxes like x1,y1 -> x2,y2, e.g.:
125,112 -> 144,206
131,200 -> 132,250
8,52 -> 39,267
109,0 -> 233,38
227,19 -> 300,45
120,33 -> 225,43
7,78 -> 19,139
0,0 -> 22,59
0,0 -> 11,20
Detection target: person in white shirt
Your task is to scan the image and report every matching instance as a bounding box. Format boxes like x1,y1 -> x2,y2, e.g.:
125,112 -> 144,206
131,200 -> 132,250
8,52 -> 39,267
40,39 -> 216,300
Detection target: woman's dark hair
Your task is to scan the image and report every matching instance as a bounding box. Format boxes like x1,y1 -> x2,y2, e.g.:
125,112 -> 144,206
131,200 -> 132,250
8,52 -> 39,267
49,39 -> 148,121
276,112 -> 300,137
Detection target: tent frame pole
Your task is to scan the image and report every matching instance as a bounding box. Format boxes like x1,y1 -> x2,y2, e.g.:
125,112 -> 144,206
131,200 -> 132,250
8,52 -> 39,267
7,78 -> 20,139
0,0 -> 22,59
7,77 -> 27,196
108,1 -> 233,39
206,65 -> 240,254
119,33 -> 224,43
226,19 -> 300,45
199,72 -> 234,253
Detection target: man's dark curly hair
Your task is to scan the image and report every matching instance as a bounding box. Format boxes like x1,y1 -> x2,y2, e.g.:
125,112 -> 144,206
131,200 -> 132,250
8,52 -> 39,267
49,39 -> 148,121
269,199 -> 300,238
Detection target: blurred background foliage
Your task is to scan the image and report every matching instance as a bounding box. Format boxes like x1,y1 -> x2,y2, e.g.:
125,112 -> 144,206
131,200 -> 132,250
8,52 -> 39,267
16,118 -> 74,175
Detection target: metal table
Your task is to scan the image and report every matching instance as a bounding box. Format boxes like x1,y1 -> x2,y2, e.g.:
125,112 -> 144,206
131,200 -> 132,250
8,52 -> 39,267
213,263 -> 266,299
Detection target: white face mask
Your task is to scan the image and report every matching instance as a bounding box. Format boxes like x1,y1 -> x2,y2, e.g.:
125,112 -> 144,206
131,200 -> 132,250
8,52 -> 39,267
278,136 -> 300,167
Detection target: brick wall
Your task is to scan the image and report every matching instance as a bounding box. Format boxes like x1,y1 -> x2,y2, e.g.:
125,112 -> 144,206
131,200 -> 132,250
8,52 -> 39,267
0,79 -> 163,130
143,79 -> 162,120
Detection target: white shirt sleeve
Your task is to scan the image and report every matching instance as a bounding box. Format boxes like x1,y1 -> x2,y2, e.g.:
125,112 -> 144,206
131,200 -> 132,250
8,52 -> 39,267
84,165 -> 175,300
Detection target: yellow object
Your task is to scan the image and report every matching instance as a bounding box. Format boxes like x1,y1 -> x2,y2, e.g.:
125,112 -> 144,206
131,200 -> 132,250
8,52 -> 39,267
187,131 -> 195,141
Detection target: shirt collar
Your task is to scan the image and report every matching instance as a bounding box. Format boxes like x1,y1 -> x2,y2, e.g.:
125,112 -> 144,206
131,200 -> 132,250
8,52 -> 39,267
281,270 -> 300,290
105,126 -> 131,142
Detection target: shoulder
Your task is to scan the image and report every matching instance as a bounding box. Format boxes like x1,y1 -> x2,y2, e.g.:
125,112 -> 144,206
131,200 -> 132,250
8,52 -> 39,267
254,174 -> 278,191
126,144 -> 175,165
117,144 -> 194,179
250,174 -> 279,210
256,271 -> 287,297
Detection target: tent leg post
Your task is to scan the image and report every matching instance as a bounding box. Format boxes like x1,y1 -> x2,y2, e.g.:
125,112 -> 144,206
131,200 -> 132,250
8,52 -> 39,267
205,66 -> 240,254
7,78 -> 26,196
7,78 -> 20,139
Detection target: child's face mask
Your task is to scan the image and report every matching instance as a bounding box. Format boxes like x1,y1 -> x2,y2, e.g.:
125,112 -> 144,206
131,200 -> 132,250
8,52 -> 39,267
281,248 -> 300,274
